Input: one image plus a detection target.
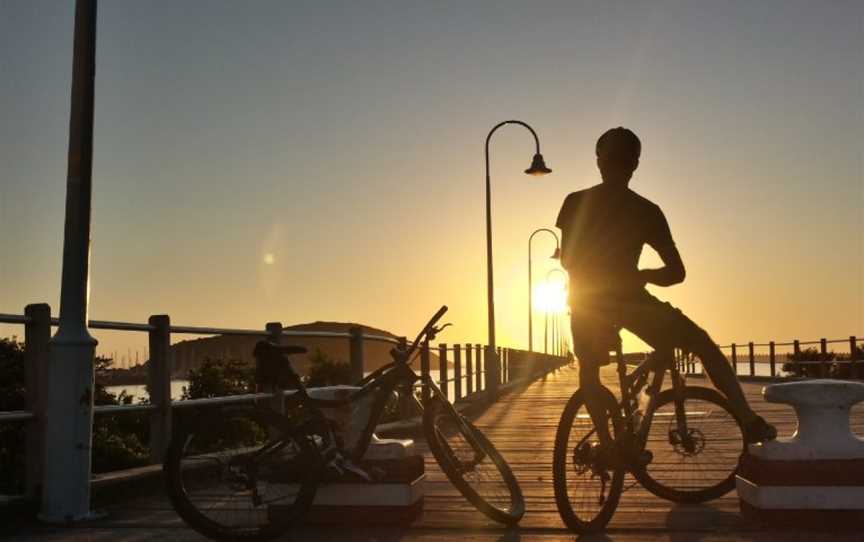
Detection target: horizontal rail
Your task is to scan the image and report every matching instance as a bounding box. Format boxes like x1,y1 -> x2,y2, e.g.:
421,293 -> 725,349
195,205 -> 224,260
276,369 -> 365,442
0,314 -> 29,325
169,392 -> 274,408
93,403 -> 156,414
2,313 -> 403,345
0,410 -> 35,422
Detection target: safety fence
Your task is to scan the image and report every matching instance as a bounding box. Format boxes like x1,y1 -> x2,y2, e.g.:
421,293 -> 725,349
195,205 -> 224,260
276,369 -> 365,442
0,303 -> 568,500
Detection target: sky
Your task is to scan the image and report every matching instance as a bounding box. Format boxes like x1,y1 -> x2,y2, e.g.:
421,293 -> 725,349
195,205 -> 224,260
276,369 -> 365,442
1,1 -> 862,364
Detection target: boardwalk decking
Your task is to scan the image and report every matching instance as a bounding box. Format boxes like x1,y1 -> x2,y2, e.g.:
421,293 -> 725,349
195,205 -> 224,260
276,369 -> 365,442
13,364 -> 864,540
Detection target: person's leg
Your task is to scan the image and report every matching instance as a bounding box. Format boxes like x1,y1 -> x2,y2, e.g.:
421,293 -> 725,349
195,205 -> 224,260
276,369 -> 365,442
615,292 -> 774,441
570,311 -> 613,445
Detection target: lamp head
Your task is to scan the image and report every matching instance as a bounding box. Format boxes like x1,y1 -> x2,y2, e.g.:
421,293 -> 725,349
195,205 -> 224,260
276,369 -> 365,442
525,153 -> 552,176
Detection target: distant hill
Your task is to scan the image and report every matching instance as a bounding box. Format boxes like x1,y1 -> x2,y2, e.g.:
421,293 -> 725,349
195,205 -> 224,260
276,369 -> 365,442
171,321 -> 441,378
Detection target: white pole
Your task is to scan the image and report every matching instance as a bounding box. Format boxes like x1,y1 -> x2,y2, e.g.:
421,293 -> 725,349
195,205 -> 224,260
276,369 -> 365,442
40,0 -> 100,523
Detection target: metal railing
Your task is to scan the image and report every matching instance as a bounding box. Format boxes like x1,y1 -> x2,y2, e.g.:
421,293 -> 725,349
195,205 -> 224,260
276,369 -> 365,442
672,336 -> 863,379
0,303 -> 568,500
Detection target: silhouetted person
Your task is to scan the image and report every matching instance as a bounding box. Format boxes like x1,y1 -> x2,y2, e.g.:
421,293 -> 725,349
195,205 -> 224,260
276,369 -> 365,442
556,127 -> 775,461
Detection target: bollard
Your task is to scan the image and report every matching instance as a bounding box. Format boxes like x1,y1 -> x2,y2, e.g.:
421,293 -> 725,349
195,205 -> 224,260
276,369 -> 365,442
737,380 -> 864,526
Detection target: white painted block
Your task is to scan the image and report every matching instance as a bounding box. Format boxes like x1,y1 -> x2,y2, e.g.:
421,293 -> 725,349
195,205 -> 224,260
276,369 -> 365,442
270,474 -> 425,507
736,476 -> 864,510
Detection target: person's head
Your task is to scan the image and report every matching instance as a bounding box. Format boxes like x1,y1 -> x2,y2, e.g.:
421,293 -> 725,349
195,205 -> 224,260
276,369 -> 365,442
596,127 -> 640,188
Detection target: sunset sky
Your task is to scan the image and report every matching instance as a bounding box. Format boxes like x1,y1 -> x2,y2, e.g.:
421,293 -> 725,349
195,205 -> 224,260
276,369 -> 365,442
2,1 -> 862,362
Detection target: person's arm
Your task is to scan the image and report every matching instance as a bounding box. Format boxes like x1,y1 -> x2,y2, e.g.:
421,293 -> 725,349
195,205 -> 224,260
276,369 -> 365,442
639,207 -> 686,287
640,243 -> 685,286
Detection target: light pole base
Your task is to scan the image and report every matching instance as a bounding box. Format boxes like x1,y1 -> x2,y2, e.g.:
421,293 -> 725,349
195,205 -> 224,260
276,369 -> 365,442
38,509 -> 107,525
39,330 -> 98,525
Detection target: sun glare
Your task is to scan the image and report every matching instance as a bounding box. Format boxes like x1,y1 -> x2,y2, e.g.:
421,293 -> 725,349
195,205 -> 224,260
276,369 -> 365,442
533,280 -> 567,313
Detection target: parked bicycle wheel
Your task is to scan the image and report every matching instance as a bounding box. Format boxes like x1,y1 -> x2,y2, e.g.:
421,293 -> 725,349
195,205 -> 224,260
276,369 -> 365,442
553,386 -> 625,533
633,386 -> 744,503
164,408 -> 322,541
423,397 -> 525,524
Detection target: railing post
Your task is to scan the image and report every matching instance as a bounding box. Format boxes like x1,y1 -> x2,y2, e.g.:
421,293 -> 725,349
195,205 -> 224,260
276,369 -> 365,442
24,303 -> 51,499
769,341 -> 776,378
793,340 -> 801,376
748,342 -> 755,377
503,348 -> 509,383
265,322 -> 284,412
731,343 -> 738,375
420,341 -> 431,403
465,344 -> 473,395
475,344 -> 483,392
820,338 -> 828,378
453,344 -> 462,401
397,337 -> 412,419
147,315 -> 172,464
349,326 -> 365,384
850,336 -> 859,380
438,344 -> 448,401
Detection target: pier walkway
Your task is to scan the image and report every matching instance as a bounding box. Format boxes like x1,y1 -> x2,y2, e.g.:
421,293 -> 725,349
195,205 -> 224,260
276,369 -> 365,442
12,363 -> 864,541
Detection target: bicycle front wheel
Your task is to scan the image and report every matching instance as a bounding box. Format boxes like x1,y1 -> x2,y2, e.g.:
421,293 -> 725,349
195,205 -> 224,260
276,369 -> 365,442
423,397 -> 525,524
633,386 -> 745,503
553,386 -> 625,533
164,408 -> 322,541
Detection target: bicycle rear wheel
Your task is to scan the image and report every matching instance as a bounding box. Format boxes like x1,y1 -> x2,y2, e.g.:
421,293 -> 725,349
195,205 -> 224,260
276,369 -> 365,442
633,386 -> 744,503
164,408 -> 322,541
423,397 -> 525,525
553,386 -> 625,533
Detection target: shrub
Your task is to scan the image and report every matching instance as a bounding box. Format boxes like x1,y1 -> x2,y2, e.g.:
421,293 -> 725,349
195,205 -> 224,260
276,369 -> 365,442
304,348 -> 351,388
181,357 -> 254,399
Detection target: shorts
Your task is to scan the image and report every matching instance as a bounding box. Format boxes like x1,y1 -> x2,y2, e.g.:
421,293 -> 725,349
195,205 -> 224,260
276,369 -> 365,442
570,289 -> 710,370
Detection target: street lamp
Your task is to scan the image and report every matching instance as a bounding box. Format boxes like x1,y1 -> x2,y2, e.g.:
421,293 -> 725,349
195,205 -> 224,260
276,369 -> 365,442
528,228 -> 559,352
484,120 -> 551,395
545,269 -> 567,355
40,0 -> 100,523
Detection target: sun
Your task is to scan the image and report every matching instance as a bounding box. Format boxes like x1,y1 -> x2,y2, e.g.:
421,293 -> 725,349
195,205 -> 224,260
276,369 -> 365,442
534,280 -> 567,313
263,253 -> 275,265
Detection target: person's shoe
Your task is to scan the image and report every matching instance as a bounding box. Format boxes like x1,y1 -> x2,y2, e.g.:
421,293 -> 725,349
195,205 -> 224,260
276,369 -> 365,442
743,415 -> 777,444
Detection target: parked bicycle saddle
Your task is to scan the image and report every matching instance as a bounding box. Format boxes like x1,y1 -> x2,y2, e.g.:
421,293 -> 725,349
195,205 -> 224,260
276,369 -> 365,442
253,340 -> 306,387
253,340 -> 307,359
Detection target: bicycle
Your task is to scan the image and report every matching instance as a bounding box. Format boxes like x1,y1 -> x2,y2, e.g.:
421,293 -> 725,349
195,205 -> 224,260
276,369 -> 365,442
164,306 -> 524,541
553,328 -> 746,533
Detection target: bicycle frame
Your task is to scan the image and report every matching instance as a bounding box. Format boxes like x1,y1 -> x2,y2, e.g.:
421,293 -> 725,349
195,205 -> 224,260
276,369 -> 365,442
614,346 -> 691,454
255,334 -> 461,465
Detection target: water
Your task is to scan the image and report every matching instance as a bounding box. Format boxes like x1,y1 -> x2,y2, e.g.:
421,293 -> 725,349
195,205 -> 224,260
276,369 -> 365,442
687,362 -> 792,378
105,369 -> 482,403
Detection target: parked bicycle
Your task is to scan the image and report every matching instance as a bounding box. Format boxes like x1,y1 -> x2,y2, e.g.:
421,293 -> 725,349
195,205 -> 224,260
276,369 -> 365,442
164,306 -> 524,540
553,328 -> 746,533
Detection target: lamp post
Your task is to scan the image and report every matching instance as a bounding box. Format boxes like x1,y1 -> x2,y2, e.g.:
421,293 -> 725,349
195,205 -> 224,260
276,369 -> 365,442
40,0 -> 100,523
545,268 -> 567,356
484,120 -> 551,395
528,228 -> 559,352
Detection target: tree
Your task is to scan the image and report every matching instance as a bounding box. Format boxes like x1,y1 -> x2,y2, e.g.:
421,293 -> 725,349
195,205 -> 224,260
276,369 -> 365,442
304,348 -> 351,387
181,357 -> 254,400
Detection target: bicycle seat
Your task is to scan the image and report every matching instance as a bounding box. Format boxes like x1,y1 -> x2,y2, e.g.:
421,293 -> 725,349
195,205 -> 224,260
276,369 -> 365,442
253,341 -> 307,359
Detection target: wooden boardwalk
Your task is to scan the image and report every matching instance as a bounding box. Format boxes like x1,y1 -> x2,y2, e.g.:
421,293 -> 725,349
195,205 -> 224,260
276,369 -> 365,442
13,364 -> 864,541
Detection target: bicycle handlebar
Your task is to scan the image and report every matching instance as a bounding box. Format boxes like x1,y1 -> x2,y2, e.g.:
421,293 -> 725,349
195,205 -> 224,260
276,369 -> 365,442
402,305 -> 448,361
